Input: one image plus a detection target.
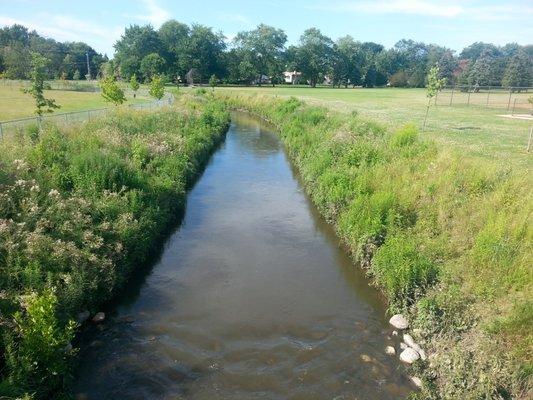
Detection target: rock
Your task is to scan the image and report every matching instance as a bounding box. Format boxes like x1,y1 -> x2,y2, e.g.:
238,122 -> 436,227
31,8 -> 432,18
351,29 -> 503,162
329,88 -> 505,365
400,348 -> 420,364
400,342 -> 408,350
410,376 -> 423,388
77,310 -> 90,324
389,314 -> 409,330
391,330 -> 398,336
385,346 -> 396,356
92,312 -> 105,323
360,354 -> 372,362
403,334 -> 427,361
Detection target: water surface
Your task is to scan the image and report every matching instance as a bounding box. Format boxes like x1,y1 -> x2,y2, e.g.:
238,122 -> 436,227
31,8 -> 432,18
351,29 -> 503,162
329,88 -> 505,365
75,112 -> 413,399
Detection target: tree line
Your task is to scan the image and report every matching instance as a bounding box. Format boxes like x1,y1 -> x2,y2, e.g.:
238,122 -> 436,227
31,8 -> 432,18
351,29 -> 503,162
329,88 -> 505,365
1,22 -> 532,88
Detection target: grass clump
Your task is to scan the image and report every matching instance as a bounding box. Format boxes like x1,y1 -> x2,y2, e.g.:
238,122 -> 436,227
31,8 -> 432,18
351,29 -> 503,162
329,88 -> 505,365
0,95 -> 229,398
218,93 -> 532,399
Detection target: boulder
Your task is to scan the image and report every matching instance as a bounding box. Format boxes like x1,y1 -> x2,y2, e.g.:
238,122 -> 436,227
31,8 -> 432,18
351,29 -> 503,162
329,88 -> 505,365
403,334 -> 427,360
385,346 -> 396,356
389,314 -> 409,330
410,376 -> 423,388
399,348 -> 420,364
92,312 -> 105,323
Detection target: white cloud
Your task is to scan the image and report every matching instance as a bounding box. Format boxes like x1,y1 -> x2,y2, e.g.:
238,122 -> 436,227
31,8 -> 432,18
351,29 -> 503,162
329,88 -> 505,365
0,15 -> 122,56
135,0 -> 171,27
310,0 -> 533,20
218,13 -> 252,26
315,0 -> 463,17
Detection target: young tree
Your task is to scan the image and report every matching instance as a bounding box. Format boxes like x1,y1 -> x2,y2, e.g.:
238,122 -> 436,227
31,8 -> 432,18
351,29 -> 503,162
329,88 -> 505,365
423,65 -> 446,130
130,73 -> 140,98
23,52 -> 60,116
209,74 -> 217,91
99,75 -> 126,105
149,74 -> 165,99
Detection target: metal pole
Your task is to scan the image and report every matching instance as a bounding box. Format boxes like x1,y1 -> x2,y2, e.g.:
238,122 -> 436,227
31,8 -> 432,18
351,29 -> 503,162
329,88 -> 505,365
512,98 -> 517,116
467,88 -> 471,106
486,86 -> 490,106
507,88 -> 512,110
449,86 -> 454,106
527,125 -> 532,152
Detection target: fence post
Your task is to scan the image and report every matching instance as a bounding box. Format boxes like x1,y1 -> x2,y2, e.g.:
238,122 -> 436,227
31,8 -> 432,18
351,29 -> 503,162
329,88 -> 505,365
486,86 -> 490,106
527,126 -> 533,152
512,98 -> 517,116
507,88 -> 512,110
467,88 -> 471,106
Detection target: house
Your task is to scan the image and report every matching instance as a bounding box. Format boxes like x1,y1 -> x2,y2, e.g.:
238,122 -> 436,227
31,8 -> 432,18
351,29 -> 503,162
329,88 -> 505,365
283,71 -> 302,84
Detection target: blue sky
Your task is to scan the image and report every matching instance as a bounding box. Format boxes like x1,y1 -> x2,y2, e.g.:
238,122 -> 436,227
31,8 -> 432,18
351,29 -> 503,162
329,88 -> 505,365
1,0 -> 532,56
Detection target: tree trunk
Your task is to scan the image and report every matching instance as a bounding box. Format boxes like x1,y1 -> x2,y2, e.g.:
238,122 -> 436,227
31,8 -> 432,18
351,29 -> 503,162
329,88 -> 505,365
422,99 -> 431,131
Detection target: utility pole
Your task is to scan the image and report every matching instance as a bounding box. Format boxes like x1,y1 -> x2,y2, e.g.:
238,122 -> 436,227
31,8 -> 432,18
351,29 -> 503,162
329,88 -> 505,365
86,52 -> 91,81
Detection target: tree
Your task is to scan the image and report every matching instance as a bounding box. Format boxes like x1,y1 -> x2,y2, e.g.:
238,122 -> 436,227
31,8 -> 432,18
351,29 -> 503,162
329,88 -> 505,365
114,25 -> 163,79
23,53 -> 60,116
140,52 -> 165,81
296,28 -> 333,87
502,51 -> 532,88
158,20 -> 190,77
209,74 -> 217,91
423,65 -> 446,130
99,75 -> 126,105
331,36 -> 364,87
234,24 -> 287,86
149,74 -> 165,99
130,73 -> 140,98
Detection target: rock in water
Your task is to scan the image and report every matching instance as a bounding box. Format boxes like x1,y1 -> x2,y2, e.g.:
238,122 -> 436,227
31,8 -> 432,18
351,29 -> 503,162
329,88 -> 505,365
92,312 -> 105,323
385,346 -> 396,356
403,334 -> 427,360
399,348 -> 420,364
389,314 -> 409,330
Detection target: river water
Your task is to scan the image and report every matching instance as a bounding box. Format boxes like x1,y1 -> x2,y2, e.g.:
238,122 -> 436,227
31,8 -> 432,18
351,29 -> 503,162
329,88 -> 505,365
74,112 -> 413,399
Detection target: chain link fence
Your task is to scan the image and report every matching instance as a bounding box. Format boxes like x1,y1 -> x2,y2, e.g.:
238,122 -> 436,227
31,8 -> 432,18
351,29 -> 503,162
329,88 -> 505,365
436,85 -> 532,114
0,96 -> 174,139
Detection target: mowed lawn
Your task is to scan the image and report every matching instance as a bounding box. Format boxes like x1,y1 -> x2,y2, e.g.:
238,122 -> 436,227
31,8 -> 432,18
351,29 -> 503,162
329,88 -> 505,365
0,85 -> 149,120
217,86 -> 532,168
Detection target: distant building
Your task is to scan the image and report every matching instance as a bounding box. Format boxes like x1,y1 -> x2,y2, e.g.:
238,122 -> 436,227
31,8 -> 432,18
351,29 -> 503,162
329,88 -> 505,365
283,71 -> 302,84
253,74 -> 272,85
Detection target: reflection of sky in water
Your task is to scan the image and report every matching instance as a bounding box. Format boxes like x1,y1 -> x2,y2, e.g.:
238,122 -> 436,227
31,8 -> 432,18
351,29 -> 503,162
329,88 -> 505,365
74,112 -> 414,400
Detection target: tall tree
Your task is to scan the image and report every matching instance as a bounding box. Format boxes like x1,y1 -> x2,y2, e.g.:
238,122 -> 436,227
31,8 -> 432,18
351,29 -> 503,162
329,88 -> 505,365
295,28 -> 333,87
331,36 -> 364,87
114,25 -> 162,79
233,24 -> 287,85
502,51 -> 532,87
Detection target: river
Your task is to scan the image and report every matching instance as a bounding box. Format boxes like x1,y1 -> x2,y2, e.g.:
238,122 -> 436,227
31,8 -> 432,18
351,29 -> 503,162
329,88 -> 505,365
74,112 -> 413,399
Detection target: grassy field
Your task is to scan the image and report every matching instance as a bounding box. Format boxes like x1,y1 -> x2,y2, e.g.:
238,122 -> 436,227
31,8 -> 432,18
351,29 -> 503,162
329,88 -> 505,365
0,85 -> 149,120
216,86 -> 532,168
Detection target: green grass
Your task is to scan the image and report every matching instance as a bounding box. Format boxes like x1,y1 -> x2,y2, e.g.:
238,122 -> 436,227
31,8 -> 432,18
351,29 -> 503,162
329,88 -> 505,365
0,85 -> 149,120
0,96 -> 229,398
217,92 -> 532,399
215,86 -> 532,169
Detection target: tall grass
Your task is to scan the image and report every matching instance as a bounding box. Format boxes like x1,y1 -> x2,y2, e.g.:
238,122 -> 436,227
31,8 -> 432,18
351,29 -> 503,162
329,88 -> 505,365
221,93 -> 532,399
0,96 -> 229,398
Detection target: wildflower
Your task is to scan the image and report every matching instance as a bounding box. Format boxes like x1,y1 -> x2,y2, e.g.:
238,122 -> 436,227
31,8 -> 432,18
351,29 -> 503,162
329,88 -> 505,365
48,189 -> 60,198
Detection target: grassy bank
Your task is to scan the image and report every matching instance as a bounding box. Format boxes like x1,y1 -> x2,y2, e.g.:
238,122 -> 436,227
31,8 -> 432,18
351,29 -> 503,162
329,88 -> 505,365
215,86 -> 532,169
217,92 -> 532,399
0,96 -> 229,398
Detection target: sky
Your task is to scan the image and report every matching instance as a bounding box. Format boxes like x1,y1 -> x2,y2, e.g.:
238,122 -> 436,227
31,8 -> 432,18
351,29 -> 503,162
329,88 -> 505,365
1,0 -> 532,57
